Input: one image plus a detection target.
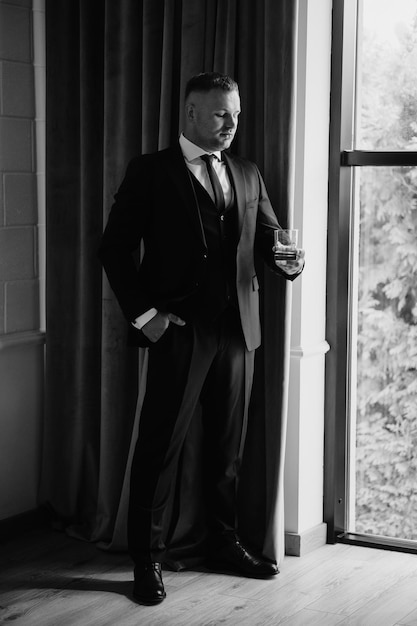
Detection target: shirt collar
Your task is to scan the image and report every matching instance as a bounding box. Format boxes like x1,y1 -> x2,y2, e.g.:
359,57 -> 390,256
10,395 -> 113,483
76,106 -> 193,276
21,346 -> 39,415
179,133 -> 222,162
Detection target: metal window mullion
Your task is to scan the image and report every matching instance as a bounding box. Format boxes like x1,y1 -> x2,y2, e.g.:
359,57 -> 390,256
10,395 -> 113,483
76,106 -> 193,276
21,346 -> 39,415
342,151 -> 417,166
325,0 -> 359,542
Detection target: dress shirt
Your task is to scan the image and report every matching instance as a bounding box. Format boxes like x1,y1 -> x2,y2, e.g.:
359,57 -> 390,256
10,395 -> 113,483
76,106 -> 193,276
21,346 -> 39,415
179,133 -> 232,207
133,134 -> 232,330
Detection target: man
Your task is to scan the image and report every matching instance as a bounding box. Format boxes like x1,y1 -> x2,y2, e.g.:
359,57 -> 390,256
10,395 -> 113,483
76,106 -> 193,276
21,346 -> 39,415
99,72 -> 304,605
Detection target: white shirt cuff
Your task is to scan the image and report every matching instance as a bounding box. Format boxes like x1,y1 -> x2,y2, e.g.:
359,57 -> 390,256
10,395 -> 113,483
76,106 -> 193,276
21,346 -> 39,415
132,308 -> 158,330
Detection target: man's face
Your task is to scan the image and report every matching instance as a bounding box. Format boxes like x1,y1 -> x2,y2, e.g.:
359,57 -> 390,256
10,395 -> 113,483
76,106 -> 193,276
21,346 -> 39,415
185,88 -> 241,152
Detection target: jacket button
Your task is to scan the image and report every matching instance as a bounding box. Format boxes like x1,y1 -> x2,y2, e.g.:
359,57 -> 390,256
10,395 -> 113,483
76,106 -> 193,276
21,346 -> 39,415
220,215 -> 225,221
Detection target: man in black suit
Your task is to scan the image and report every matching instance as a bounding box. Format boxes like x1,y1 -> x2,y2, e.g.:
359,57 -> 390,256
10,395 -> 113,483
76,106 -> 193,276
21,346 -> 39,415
99,72 -> 304,605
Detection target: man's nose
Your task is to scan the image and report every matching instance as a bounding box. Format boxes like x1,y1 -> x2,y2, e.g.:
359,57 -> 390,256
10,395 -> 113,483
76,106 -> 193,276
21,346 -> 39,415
224,114 -> 237,129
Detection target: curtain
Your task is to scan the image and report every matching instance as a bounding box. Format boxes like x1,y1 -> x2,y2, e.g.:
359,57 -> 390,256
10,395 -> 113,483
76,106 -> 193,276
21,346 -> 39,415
42,0 -> 296,566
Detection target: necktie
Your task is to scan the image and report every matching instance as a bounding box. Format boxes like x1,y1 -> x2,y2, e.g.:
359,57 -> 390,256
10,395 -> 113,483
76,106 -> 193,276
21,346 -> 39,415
201,154 -> 225,212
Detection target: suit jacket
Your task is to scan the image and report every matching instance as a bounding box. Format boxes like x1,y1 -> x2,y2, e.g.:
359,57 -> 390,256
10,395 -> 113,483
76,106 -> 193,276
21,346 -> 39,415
99,143 -> 299,351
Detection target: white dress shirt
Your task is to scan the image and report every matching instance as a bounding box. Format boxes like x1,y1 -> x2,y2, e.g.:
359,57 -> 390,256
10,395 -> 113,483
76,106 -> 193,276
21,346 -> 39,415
133,134 -> 232,330
179,133 -> 232,206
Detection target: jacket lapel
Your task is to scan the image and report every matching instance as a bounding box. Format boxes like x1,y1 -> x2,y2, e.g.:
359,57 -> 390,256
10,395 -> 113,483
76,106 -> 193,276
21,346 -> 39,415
223,152 -> 246,241
161,144 -> 207,248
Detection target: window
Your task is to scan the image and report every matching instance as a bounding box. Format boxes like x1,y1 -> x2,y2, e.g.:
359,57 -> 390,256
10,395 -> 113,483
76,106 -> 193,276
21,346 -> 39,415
325,0 -> 417,551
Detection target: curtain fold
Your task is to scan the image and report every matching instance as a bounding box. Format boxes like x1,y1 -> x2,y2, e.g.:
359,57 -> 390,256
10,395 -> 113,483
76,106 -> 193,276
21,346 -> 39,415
42,0 -> 296,566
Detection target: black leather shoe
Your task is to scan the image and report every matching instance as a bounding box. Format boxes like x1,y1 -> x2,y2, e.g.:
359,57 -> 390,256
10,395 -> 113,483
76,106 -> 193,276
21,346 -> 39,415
207,539 -> 279,578
132,562 -> 166,604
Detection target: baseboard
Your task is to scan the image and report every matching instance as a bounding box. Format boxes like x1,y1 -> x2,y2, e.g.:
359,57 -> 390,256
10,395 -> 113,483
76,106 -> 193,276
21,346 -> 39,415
0,506 -> 51,543
285,522 -> 327,557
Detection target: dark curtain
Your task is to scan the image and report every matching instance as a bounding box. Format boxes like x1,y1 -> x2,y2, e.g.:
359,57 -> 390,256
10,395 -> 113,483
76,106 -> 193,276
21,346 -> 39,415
42,0 -> 295,566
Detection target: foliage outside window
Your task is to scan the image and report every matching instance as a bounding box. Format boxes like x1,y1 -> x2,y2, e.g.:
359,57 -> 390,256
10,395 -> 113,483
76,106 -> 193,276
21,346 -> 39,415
353,0 -> 417,539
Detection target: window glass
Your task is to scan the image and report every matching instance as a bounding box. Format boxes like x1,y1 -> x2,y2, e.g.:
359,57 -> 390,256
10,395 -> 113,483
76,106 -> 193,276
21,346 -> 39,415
355,0 -> 417,151
353,165 -> 417,539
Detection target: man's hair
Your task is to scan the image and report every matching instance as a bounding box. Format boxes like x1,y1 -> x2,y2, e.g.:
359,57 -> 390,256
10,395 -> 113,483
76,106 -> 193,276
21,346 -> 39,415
184,72 -> 239,101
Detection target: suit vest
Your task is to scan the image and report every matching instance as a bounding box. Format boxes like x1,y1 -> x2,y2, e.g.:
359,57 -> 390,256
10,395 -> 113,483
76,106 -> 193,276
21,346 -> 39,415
173,174 -> 239,324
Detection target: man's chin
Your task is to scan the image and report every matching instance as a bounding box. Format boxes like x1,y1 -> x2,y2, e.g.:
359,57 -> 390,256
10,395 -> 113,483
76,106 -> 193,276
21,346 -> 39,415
218,136 -> 234,150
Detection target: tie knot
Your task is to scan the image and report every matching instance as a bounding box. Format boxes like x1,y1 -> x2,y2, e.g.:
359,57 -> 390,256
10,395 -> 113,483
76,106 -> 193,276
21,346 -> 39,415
202,153 -> 216,164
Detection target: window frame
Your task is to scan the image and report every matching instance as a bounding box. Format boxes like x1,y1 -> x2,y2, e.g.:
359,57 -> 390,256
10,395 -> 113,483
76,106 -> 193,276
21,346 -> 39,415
324,0 -> 417,553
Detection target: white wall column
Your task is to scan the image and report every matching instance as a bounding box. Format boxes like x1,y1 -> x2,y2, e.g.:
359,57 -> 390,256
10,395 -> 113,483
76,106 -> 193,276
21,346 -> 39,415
284,0 -> 332,556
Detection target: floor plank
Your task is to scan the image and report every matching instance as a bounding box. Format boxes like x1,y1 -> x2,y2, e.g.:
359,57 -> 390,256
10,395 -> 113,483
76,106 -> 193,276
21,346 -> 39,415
1,528 -> 417,625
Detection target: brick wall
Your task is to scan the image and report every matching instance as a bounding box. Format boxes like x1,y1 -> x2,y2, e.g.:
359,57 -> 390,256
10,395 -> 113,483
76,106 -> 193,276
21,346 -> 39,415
0,0 -> 45,521
0,0 -> 39,335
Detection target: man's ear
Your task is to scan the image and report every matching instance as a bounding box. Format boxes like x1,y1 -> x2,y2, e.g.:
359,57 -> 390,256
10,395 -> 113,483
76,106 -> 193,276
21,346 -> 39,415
185,102 -> 195,122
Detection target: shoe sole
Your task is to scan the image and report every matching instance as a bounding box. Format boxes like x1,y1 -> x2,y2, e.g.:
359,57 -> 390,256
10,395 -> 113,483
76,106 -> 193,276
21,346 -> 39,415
132,592 -> 166,605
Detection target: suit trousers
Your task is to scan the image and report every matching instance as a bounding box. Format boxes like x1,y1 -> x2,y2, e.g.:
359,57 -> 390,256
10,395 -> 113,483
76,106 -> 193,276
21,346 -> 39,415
127,307 -> 255,564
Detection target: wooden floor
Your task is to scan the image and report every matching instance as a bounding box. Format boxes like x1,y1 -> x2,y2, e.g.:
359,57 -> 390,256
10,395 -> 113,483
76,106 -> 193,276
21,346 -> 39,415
2,528 -> 417,625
